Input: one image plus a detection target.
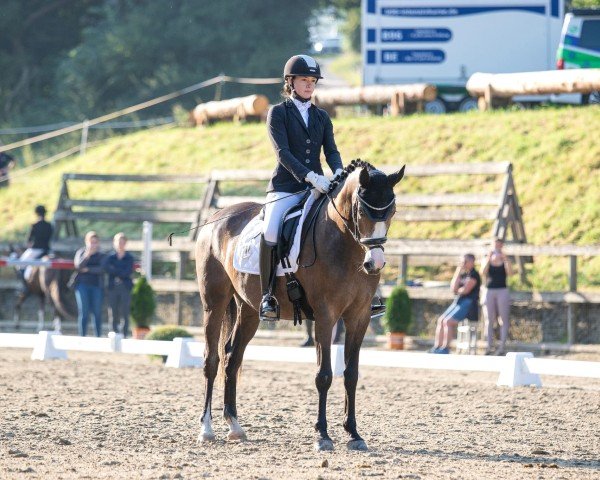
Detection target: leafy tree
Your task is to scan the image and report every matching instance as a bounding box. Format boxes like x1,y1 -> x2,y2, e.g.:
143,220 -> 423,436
55,0 -> 318,119
0,0 -> 102,124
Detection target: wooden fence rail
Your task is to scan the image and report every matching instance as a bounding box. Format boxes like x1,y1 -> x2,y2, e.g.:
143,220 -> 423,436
466,68 -> 600,110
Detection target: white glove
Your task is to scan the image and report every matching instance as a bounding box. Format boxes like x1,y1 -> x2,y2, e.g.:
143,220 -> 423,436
330,168 -> 343,180
305,171 -> 331,194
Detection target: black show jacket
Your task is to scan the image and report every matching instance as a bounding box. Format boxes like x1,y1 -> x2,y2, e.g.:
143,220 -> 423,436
266,98 -> 343,193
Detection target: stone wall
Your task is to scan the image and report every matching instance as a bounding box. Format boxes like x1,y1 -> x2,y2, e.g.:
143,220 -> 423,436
2,288 -> 599,344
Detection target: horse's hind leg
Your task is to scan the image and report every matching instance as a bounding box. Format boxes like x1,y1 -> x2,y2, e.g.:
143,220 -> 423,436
198,266 -> 234,443
37,296 -> 45,332
223,299 -> 259,441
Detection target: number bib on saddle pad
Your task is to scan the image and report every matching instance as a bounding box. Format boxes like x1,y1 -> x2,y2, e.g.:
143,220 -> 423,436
233,193 -> 317,276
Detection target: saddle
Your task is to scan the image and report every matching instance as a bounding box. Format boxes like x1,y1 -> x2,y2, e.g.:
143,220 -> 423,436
272,192 -> 327,325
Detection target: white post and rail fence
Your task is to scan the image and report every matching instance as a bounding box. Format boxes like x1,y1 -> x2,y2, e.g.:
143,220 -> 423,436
1,331 -> 599,389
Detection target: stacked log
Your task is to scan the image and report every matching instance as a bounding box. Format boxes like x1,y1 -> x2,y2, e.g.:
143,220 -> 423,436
313,84 -> 437,116
192,94 -> 270,125
467,69 -> 600,110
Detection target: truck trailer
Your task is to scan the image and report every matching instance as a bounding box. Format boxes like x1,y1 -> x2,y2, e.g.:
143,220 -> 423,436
362,0 -> 565,112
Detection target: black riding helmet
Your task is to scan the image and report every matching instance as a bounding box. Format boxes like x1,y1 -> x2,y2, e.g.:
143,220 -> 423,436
283,55 -> 323,80
34,205 -> 46,217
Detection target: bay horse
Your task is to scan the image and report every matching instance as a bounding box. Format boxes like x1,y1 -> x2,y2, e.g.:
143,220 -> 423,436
195,160 -> 405,451
14,259 -> 76,332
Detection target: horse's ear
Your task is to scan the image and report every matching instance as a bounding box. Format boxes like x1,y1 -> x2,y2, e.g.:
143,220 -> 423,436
387,165 -> 405,187
359,167 -> 370,188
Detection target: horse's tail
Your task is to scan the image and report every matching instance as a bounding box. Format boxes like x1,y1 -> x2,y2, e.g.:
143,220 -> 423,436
47,270 -> 77,321
217,297 -> 237,386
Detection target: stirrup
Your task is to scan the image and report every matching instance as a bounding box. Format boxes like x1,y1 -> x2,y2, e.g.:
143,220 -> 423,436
259,294 -> 280,321
370,297 -> 386,318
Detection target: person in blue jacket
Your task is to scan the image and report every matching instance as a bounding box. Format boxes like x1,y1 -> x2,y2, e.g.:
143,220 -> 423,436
103,232 -> 134,338
259,54 -> 344,321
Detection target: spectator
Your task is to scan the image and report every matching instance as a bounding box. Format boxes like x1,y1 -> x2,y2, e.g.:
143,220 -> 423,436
103,233 -> 134,338
73,231 -> 105,337
430,254 -> 481,354
0,143 -> 16,188
18,205 -> 53,292
482,237 -> 513,356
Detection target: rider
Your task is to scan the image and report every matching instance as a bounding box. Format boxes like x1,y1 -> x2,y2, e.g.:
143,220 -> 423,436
18,205 -> 53,291
259,54 -> 344,321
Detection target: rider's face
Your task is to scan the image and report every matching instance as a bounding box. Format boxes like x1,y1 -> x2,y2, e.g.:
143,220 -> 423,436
292,76 -> 317,98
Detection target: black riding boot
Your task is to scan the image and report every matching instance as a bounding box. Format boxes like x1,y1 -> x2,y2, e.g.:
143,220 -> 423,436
259,236 -> 279,321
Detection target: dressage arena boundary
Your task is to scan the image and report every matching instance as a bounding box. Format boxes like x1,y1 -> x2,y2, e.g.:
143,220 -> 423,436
2,332 -> 600,388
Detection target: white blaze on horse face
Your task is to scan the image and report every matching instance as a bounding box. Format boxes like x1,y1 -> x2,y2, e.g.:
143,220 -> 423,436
372,221 -> 387,239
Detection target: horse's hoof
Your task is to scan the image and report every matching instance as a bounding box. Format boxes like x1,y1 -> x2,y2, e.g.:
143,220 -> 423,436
314,438 -> 334,452
347,439 -> 368,451
227,430 -> 247,441
198,432 -> 216,443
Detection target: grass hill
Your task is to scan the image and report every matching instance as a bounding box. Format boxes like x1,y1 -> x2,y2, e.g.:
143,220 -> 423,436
1,106 -> 599,291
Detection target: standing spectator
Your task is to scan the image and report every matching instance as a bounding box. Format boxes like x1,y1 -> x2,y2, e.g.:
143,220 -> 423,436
103,233 -> 134,338
430,254 -> 481,354
73,231 -> 105,337
482,238 -> 513,356
18,205 -> 53,292
0,142 -> 16,188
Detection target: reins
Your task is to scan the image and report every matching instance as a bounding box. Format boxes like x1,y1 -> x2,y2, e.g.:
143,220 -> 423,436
167,188 -> 310,245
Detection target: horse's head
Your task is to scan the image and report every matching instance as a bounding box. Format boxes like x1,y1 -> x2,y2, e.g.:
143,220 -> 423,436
332,160 -> 405,275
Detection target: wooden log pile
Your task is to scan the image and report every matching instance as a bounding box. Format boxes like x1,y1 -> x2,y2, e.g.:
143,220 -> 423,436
192,94 -> 270,125
313,84 -> 437,116
467,69 -> 600,110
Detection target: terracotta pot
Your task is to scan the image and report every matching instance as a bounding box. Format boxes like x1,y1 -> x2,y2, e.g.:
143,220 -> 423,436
132,326 -> 150,340
387,332 -> 405,350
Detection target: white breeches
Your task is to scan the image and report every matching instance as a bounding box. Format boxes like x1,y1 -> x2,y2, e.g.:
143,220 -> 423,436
19,248 -> 45,280
262,191 -> 306,245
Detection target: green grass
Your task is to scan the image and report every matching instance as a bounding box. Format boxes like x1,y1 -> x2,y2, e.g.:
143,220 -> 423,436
2,106 -> 599,291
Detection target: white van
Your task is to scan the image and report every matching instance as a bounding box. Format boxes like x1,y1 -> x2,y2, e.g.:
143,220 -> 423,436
555,8 -> 600,104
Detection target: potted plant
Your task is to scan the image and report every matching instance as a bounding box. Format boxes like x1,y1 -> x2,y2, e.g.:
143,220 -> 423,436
130,276 -> 156,339
382,286 -> 412,350
145,325 -> 193,362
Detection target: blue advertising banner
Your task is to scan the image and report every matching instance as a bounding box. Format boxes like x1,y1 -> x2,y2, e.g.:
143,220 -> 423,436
381,6 -> 545,17
381,49 -> 446,63
378,28 -> 452,42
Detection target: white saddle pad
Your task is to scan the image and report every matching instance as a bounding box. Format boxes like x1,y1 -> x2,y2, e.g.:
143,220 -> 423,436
233,193 -> 316,276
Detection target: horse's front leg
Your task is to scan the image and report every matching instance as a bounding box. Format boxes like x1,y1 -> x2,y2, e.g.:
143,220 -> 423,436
342,310 -> 371,451
314,318 -> 334,451
37,296 -> 45,332
223,303 -> 259,441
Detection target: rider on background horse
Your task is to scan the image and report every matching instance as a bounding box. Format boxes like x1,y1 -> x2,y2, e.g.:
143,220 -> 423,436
260,54 -> 343,321
18,205 -> 53,293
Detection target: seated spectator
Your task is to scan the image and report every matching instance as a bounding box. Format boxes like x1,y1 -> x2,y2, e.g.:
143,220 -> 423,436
0,143 -> 16,188
103,233 -> 134,338
482,237 -> 513,356
430,253 -> 481,354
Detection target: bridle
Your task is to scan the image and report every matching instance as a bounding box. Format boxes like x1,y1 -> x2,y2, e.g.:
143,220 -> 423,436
327,189 -> 394,252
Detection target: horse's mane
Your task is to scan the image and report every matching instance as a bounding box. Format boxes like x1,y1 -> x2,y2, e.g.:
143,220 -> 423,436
329,158 -> 376,195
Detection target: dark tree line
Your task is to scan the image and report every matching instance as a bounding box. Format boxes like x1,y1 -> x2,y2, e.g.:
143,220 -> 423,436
0,0 -> 321,127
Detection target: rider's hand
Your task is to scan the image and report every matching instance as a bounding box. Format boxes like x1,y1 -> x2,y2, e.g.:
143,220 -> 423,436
305,171 -> 331,194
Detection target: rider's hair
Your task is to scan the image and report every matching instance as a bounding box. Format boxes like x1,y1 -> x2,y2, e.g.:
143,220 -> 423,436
464,253 -> 475,263
84,230 -> 99,244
